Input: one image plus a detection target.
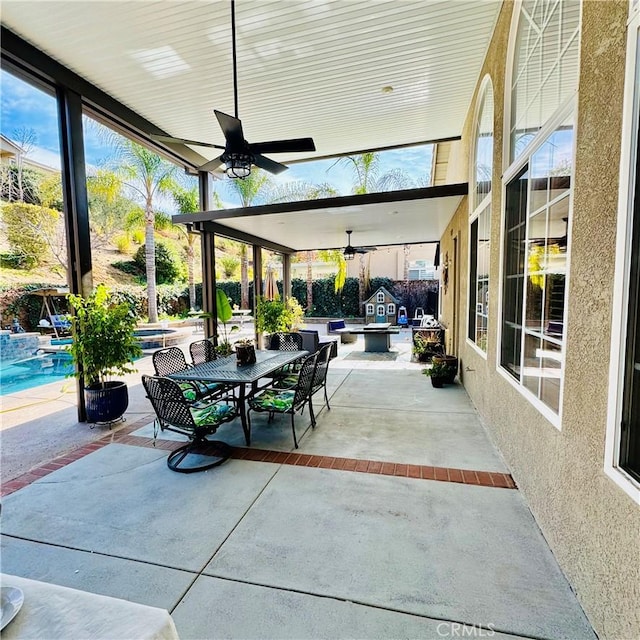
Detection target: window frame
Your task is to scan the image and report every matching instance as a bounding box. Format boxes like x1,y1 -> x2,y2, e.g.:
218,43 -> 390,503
605,4 -> 640,504
468,75 -> 494,357
387,303 -> 396,316
498,0 -> 581,428
366,303 -> 375,316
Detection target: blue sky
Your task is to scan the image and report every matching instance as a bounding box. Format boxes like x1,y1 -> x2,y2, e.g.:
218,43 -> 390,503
1,69 -> 433,208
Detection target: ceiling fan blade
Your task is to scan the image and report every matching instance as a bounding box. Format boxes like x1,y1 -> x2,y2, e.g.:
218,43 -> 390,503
249,138 -> 316,154
253,154 -> 288,175
150,134 -> 224,150
215,110 -> 245,148
198,155 -> 224,172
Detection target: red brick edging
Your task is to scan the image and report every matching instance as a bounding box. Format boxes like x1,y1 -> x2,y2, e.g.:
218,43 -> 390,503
1,415 -> 516,496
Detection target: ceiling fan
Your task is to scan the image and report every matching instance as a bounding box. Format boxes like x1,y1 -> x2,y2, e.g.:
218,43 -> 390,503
343,230 -> 377,261
151,0 -> 316,178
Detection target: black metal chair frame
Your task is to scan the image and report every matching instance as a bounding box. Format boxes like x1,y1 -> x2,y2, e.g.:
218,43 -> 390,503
142,374 -> 237,473
309,341 -> 333,417
266,332 -> 305,382
189,338 -> 216,366
247,352 -> 318,449
153,346 -> 223,401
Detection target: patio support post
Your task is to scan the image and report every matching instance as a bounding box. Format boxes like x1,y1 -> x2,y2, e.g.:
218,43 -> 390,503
283,253 -> 292,300
253,245 -> 263,346
57,86 -> 92,422
199,172 -> 217,341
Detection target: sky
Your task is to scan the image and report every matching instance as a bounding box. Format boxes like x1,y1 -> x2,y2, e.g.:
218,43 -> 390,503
1,69 -> 433,210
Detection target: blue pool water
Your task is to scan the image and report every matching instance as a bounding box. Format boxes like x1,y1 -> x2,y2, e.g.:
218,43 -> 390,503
0,352 -> 75,396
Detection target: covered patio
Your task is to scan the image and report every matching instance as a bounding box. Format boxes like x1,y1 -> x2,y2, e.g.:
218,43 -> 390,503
0,334 -> 595,639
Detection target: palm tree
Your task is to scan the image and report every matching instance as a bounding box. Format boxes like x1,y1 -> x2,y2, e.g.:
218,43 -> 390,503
333,151 -> 419,308
170,185 -> 222,310
270,180 -> 337,311
114,141 -> 178,323
225,171 -> 273,308
335,152 -> 416,195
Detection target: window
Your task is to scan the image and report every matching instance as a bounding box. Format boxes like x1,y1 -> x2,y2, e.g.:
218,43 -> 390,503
607,7 -> 640,500
387,303 -> 396,316
366,303 -> 374,316
621,138 -> 640,482
510,0 -> 580,161
469,78 -> 493,353
376,304 -> 385,317
500,0 -> 580,420
376,291 -> 385,303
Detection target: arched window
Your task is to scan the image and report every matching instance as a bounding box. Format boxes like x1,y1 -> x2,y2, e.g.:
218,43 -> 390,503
500,0 -> 581,423
510,0 -> 581,161
468,77 -> 493,353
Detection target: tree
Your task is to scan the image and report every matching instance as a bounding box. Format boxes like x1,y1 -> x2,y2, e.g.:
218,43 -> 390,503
112,140 -> 178,322
334,151 -> 417,195
225,171 -> 273,308
2,202 -> 64,270
170,185 -> 222,310
270,180 -> 337,311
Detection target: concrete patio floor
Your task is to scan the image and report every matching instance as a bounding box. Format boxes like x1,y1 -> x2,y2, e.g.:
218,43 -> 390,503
0,327 -> 596,639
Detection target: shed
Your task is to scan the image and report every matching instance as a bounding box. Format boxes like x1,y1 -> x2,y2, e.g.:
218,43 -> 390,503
364,287 -> 399,324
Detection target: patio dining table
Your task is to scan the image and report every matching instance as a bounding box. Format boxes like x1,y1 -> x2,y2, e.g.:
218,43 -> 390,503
168,349 -> 308,446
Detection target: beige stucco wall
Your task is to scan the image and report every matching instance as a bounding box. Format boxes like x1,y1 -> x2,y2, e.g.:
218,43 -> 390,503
438,2 -> 640,638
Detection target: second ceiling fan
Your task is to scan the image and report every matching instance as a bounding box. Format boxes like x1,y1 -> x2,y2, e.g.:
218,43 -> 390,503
151,0 -> 316,178
343,230 -> 377,260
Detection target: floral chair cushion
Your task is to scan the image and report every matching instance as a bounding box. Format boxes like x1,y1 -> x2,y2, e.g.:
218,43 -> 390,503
272,374 -> 299,390
191,402 -> 236,426
179,382 -> 199,402
249,389 -> 295,413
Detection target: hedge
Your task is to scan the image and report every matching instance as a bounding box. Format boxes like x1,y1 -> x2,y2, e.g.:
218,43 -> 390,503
1,277 -> 438,331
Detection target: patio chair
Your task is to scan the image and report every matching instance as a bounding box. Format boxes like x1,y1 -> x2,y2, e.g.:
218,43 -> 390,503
189,338 -> 216,366
273,342 -> 333,418
266,331 -> 305,382
152,346 -> 222,402
247,352 -> 318,448
267,332 -> 304,351
142,375 -> 237,473
310,341 -> 333,415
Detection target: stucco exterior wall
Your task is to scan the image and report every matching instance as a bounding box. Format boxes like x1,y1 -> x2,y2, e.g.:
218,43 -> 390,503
438,2 -> 640,638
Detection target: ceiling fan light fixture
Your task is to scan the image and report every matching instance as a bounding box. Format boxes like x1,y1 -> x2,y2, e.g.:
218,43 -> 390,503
343,247 -> 356,260
222,151 -> 253,179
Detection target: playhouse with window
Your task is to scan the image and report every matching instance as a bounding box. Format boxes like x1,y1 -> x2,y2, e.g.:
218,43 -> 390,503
364,287 -> 398,324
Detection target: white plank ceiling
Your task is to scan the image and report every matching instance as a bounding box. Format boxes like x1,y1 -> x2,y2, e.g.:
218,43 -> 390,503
1,0 -> 501,165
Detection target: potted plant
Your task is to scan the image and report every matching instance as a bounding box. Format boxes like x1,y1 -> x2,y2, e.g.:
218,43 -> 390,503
234,338 -> 256,365
66,285 -> 142,424
412,333 -> 444,362
431,353 -> 458,384
255,296 -> 304,345
423,361 -> 456,388
199,289 -> 239,356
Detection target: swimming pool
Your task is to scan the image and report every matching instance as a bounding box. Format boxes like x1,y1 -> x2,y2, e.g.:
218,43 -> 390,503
0,352 -> 75,396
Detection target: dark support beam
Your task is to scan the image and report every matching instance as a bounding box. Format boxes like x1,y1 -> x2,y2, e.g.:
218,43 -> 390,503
201,231 -> 217,341
57,87 -> 92,422
283,253 -> 292,299
199,172 -> 217,340
253,246 -> 263,346
197,221 -> 295,255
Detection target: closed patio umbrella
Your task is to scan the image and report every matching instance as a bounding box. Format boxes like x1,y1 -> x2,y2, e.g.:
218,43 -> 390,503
264,265 -> 279,301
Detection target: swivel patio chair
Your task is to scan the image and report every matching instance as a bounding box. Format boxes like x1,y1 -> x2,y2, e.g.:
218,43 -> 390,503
247,352 -> 318,448
142,375 -> 237,473
152,346 -> 222,402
